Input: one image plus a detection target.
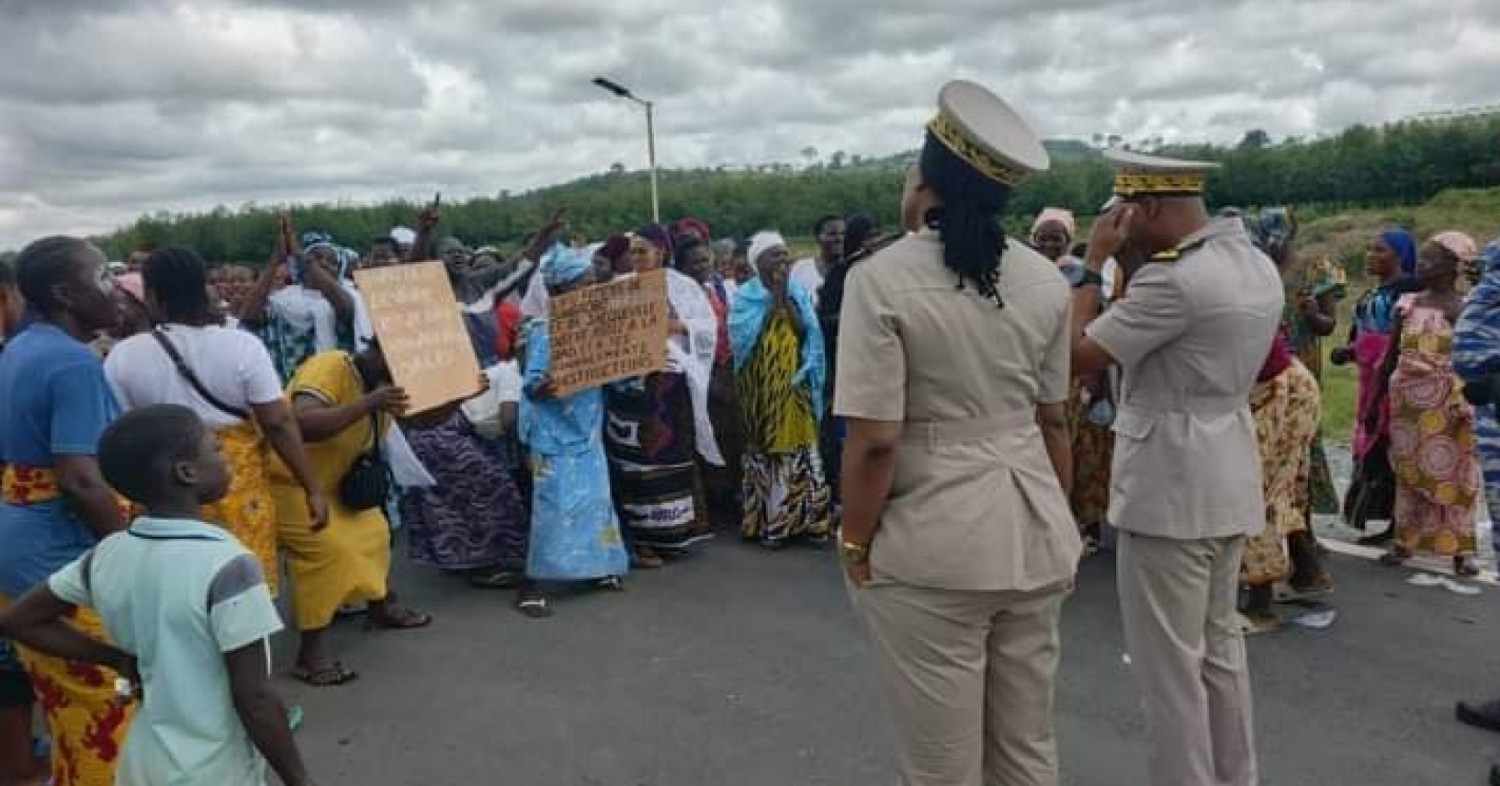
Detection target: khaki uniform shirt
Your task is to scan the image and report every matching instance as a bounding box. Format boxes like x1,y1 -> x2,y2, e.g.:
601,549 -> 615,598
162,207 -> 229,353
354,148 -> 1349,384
1086,217 -> 1284,540
835,229 -> 1081,592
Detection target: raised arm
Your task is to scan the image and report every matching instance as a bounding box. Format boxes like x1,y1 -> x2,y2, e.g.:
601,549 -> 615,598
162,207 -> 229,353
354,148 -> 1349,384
238,213 -> 293,328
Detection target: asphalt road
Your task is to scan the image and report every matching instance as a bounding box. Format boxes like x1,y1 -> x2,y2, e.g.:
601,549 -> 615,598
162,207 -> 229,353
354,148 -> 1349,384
276,529 -> 1500,786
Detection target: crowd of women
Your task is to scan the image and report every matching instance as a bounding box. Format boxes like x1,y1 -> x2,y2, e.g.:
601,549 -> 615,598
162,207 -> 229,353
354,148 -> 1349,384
1031,205 -> 1500,634
0,181 -> 1498,785
0,199 -> 899,784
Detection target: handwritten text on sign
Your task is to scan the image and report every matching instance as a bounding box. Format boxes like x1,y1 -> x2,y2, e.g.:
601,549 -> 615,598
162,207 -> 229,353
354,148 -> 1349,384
549,268 -> 669,396
353,260 -> 481,413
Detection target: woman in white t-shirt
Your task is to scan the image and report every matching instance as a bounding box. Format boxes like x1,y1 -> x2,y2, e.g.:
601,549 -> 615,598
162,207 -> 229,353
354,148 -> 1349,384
105,248 -> 328,592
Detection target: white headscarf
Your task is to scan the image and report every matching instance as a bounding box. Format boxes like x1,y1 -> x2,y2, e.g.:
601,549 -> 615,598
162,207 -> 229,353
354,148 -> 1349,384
747,230 -> 787,270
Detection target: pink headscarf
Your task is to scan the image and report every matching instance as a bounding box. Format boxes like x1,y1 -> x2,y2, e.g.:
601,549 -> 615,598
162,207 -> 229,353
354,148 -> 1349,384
1432,231 -> 1479,263
115,272 -> 145,302
1031,207 -> 1076,238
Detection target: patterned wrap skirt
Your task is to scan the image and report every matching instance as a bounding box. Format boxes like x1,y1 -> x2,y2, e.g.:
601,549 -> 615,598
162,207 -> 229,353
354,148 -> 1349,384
1243,361 -> 1321,585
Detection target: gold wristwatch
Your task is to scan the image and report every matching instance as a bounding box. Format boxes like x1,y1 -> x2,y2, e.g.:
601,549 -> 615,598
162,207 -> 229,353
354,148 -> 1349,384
840,540 -> 870,567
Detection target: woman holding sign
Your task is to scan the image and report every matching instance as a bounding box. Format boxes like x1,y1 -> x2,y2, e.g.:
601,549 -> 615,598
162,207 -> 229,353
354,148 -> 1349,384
271,341 -> 438,686
728,231 -> 833,548
518,245 -> 630,618
604,225 -> 721,568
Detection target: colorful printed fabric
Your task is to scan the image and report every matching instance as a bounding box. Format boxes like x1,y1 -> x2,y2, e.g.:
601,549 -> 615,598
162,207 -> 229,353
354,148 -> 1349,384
200,421 -> 279,594
402,410 -> 530,572
1065,378 -> 1113,528
728,278 -> 825,421
1388,295 -> 1478,556
519,319 -> 629,580
740,447 -> 832,544
605,372 -> 713,550
3,601 -> 132,786
1243,361 -> 1321,585
736,309 -> 831,542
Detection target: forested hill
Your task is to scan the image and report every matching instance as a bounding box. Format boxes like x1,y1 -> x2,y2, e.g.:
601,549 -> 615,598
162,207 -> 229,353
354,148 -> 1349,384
97,112 -> 1500,262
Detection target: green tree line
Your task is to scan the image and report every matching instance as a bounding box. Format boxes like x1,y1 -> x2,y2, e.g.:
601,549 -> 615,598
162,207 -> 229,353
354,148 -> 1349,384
90,112 -> 1500,263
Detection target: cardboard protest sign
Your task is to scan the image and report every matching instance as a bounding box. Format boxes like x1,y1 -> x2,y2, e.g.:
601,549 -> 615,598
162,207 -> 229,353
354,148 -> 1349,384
548,268 -> 669,396
353,260 -> 481,413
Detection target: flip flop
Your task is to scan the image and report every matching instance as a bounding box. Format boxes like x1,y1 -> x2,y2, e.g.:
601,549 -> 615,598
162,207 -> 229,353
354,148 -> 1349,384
291,662 -> 359,687
516,597 -> 552,618
367,608 -> 433,630
468,570 -> 523,589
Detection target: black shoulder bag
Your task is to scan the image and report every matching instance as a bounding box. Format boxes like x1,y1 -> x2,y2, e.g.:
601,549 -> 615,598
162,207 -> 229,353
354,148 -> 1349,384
338,407 -> 391,512
151,328 -> 250,420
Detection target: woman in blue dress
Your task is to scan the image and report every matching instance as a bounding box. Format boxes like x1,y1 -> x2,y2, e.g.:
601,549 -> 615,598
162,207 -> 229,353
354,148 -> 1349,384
516,245 -> 629,617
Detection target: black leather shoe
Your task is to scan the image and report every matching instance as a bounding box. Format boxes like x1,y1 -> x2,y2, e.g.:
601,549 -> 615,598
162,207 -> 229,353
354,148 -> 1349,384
1489,762 -> 1500,786
1456,699 -> 1500,733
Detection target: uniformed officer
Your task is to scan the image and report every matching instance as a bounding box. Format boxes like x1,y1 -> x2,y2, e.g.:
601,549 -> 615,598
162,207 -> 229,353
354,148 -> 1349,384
836,80 -> 1081,786
1071,149 -> 1284,786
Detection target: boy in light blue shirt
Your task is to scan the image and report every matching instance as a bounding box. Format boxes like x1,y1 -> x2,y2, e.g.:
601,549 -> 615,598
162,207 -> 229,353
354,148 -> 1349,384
0,404 -> 317,786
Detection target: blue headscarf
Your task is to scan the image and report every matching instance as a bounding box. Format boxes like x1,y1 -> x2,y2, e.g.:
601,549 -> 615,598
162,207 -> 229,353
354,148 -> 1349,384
727,232 -> 826,421
1454,238 -> 1500,382
542,243 -> 592,287
1245,207 -> 1296,262
1379,228 -> 1418,277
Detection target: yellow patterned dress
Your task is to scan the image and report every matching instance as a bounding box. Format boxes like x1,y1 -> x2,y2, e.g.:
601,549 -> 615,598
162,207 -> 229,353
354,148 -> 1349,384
736,309 -> 832,544
1243,360 -> 1323,585
200,420 -> 280,593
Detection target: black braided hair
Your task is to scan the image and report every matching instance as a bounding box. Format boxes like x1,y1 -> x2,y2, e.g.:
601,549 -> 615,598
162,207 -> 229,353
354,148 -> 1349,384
13,236 -> 91,315
144,246 -> 212,324
918,129 -> 1013,308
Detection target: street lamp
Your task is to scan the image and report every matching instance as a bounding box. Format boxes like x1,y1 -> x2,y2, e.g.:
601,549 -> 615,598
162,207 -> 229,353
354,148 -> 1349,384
593,76 -> 659,222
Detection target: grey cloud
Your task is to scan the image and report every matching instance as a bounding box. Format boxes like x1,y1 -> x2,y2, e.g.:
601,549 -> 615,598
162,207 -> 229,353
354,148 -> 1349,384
2,0 -> 1497,249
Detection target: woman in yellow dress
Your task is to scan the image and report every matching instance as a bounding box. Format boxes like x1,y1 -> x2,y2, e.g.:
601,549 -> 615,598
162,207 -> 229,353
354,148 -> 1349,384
272,342 -> 437,686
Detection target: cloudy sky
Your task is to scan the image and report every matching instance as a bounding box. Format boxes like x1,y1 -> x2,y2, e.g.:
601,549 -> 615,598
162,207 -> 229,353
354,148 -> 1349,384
2,0 -> 1497,249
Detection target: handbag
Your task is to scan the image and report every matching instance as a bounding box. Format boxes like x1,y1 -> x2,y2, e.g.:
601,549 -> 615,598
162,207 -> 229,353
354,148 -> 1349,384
151,329 -> 249,420
339,409 -> 391,512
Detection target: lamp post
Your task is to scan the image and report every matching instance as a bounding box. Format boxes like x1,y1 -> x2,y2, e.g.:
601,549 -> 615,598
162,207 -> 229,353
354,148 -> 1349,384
593,76 -> 659,223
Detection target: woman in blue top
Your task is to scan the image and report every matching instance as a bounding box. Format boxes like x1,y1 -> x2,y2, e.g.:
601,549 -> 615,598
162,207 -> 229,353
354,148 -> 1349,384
515,245 -> 630,618
0,236 -> 131,786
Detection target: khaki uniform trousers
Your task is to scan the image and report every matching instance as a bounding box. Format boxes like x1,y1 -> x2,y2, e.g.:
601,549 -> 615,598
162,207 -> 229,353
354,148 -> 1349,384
1118,531 -> 1257,786
852,578 -> 1069,786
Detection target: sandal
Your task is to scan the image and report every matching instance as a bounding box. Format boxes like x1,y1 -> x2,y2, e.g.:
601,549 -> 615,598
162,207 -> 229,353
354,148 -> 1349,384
1237,611 -> 1282,636
596,575 -> 625,592
1280,574 -> 1334,602
291,662 -> 359,687
516,596 -> 552,619
468,570 -> 523,590
630,549 -> 664,570
368,606 -> 433,630
1378,545 -> 1412,567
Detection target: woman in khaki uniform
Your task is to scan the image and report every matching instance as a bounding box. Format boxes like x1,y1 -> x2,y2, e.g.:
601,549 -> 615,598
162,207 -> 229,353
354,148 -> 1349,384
836,80 -> 1081,786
